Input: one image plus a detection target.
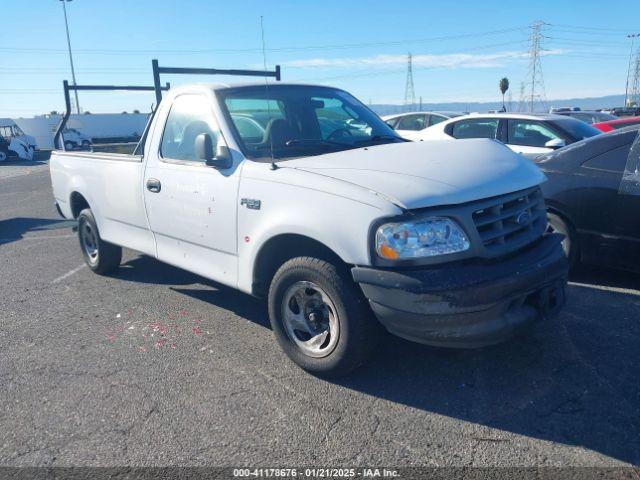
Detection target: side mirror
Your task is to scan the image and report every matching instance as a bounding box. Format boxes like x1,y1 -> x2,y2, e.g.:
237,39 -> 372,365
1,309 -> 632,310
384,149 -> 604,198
195,133 -> 232,169
545,138 -> 566,149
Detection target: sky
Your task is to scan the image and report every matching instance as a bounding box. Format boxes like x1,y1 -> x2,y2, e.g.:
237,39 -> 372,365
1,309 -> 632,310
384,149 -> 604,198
1,0 -> 639,117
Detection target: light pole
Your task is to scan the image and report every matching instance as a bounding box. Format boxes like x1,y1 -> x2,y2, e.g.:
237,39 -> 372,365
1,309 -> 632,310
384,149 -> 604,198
625,34 -> 639,108
60,0 -> 80,114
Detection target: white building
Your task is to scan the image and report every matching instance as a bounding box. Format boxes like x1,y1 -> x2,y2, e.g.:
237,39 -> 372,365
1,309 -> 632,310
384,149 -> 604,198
13,113 -> 150,150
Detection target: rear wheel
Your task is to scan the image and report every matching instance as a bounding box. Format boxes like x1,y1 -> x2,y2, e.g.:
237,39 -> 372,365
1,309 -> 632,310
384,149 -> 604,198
547,211 -> 578,268
268,257 -> 381,377
0,151 -> 6,163
64,141 -> 75,151
78,208 -> 122,274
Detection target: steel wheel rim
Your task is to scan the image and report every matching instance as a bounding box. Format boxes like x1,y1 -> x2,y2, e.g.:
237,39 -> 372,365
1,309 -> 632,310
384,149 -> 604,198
81,222 -> 99,264
281,281 -> 339,358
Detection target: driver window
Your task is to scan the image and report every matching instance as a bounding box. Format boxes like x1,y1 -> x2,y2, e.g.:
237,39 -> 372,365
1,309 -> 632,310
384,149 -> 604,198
160,95 -> 221,161
397,114 -> 426,131
508,120 -> 560,147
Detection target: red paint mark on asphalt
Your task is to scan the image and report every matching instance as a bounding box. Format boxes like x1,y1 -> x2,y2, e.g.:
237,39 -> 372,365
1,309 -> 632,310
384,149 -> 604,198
179,310 -> 188,316
106,334 -> 117,342
170,343 -> 177,349
192,327 -> 202,336
139,346 -> 146,353
168,314 -> 174,320
155,339 -> 166,349
195,319 -> 202,324
159,326 -> 168,335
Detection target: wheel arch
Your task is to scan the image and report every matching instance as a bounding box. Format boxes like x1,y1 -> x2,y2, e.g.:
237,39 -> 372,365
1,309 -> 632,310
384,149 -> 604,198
69,191 -> 91,219
251,233 -> 348,298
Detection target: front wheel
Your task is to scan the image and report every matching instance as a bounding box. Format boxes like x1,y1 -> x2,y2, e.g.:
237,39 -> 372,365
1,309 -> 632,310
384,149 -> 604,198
547,211 -> 578,269
268,257 -> 381,377
78,208 -> 122,274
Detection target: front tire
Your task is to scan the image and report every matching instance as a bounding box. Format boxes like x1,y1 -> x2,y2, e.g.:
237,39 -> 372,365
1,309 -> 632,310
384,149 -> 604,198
547,211 -> 578,268
268,257 -> 381,377
78,208 -> 122,274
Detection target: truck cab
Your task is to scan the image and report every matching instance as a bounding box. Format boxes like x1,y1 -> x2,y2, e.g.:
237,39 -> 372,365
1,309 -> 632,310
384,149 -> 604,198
50,75 -> 568,377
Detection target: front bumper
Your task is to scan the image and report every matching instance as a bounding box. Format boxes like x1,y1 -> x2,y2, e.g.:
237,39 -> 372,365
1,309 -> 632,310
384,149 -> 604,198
352,234 -> 568,348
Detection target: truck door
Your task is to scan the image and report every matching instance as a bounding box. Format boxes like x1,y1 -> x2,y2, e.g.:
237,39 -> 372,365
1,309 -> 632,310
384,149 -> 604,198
143,93 -> 240,288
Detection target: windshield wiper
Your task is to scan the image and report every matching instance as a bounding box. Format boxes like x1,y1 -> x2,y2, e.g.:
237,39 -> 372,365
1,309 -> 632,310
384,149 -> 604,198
285,139 -> 349,147
355,135 -> 404,144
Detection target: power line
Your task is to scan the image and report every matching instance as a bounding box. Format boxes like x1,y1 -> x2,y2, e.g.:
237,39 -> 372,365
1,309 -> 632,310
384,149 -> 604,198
0,26 -> 528,56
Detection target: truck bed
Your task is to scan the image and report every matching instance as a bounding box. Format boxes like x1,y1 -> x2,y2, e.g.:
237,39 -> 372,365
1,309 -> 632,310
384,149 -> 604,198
49,149 -> 156,257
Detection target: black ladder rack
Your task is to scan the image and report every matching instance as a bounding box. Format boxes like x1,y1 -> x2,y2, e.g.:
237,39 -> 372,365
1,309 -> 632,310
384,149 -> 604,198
151,58 -> 281,104
53,80 -> 170,150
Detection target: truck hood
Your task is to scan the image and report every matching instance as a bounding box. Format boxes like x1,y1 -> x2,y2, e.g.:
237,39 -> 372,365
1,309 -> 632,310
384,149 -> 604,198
283,139 -> 545,210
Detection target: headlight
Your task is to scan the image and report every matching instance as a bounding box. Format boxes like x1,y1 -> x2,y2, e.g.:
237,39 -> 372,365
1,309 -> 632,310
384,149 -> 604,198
375,216 -> 470,260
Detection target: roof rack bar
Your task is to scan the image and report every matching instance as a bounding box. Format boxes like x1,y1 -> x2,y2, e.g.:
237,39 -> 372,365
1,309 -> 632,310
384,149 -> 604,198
54,80 -> 170,150
151,58 -> 281,104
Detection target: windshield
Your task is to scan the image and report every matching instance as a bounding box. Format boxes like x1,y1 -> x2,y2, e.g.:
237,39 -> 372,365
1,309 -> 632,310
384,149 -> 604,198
217,85 -> 404,161
554,118 -> 601,141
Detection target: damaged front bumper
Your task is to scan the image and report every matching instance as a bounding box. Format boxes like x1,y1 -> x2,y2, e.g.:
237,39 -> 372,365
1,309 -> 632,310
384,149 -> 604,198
352,233 -> 568,348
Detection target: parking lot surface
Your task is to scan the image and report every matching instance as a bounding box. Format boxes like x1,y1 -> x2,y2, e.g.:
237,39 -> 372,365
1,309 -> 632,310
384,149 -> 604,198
1,157 -> 639,468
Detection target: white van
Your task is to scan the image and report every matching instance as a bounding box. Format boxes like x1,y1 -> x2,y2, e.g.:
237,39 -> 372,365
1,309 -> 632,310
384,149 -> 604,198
0,118 -> 37,162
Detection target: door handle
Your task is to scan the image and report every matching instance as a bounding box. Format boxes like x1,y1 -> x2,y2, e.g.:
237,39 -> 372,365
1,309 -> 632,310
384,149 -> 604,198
146,178 -> 161,193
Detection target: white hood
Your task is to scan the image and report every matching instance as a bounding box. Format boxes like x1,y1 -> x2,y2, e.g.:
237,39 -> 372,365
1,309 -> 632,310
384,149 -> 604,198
283,139 -> 545,210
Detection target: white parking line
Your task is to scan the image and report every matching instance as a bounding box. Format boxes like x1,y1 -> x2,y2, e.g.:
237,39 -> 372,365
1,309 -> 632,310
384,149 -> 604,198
52,264 -> 86,284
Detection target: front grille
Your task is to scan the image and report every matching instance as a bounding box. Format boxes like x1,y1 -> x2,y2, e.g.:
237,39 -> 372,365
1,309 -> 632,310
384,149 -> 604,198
472,187 -> 546,256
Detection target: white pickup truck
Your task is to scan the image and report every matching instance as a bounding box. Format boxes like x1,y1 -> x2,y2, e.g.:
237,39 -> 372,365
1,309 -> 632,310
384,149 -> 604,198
50,82 -> 568,376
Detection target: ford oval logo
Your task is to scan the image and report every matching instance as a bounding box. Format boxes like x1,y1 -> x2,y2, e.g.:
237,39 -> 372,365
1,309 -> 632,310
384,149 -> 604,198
516,211 -> 531,226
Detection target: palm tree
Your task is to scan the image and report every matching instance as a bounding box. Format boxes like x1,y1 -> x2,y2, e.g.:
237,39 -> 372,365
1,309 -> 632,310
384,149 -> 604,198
499,77 -> 510,112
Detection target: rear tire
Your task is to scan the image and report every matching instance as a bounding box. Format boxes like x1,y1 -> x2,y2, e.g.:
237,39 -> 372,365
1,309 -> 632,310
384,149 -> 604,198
547,211 -> 578,269
268,257 -> 381,377
78,208 -> 122,274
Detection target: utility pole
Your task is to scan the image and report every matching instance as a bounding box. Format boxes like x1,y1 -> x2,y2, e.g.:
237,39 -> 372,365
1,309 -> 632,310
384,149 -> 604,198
404,53 -> 416,111
60,0 -> 80,114
519,21 -> 547,113
625,34 -> 640,107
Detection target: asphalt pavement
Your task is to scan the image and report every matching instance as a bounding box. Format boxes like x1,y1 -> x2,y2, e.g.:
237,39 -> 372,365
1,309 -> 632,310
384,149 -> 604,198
1,155 -> 639,470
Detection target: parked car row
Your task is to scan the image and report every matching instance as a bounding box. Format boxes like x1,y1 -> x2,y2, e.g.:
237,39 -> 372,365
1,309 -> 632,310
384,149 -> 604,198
384,109 -> 639,274
412,113 -> 601,158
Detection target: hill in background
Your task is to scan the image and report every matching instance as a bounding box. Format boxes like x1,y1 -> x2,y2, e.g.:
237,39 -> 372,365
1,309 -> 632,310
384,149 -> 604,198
369,94 -> 626,116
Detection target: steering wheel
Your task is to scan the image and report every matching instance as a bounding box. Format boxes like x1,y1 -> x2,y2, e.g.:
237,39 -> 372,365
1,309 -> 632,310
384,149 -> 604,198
327,128 -> 354,141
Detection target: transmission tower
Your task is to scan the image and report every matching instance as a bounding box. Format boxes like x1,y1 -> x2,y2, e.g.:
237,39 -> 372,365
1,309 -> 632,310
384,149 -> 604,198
404,52 -> 416,110
630,52 -> 640,107
519,21 -> 547,113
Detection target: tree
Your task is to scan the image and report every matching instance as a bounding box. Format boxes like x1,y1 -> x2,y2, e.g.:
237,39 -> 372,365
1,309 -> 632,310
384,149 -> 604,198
499,77 -> 510,111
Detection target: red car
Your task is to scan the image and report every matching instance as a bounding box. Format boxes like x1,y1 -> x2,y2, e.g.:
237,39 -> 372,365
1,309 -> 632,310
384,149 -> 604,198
592,116 -> 640,132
